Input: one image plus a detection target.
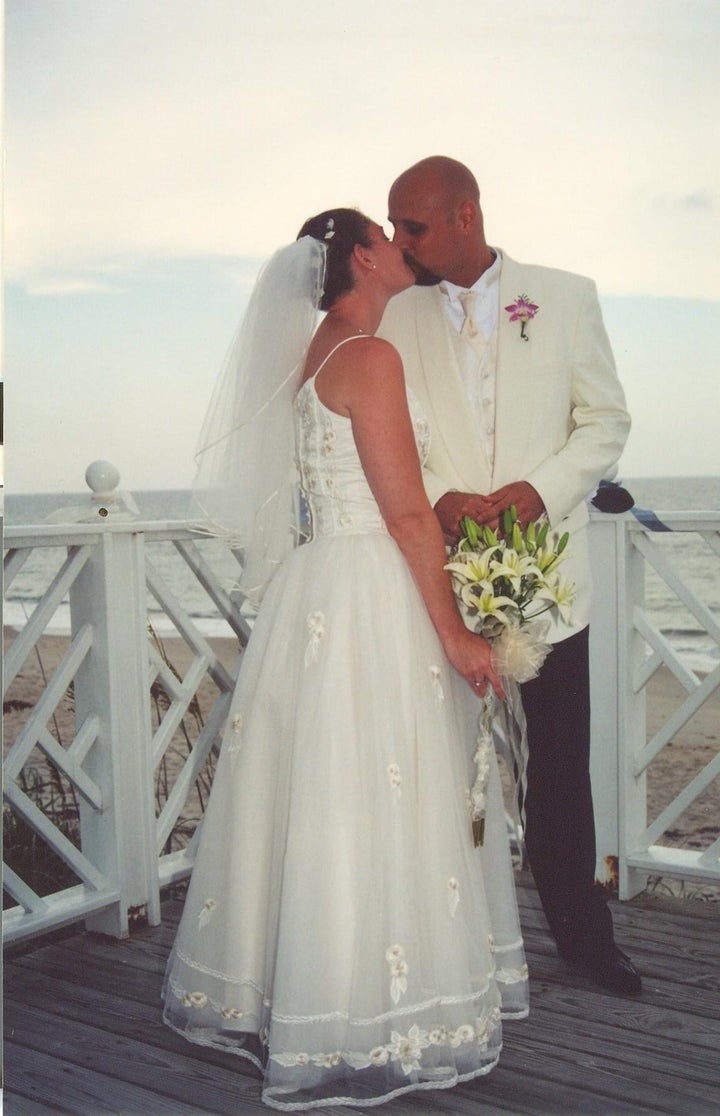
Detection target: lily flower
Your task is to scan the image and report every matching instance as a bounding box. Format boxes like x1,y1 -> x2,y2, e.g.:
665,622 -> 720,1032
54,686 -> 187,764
468,586 -> 518,625
530,577 -> 576,624
533,544 -> 568,575
445,548 -> 497,584
487,548 -> 542,590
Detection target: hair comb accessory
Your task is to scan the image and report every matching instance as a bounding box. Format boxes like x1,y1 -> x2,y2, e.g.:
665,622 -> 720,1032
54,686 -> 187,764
324,218 -> 335,240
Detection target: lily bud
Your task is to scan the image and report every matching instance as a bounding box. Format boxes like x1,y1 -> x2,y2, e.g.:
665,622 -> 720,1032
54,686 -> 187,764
482,525 -> 498,548
462,516 -> 481,549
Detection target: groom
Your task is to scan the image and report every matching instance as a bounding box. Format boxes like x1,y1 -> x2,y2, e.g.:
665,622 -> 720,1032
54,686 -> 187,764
379,155 -> 641,995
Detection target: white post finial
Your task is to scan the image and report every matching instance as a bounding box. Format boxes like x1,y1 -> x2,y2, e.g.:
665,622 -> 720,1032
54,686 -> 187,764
85,460 -> 121,506
46,461 -> 139,524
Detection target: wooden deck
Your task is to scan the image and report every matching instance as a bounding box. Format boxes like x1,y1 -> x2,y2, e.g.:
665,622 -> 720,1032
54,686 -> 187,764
4,876 -> 720,1116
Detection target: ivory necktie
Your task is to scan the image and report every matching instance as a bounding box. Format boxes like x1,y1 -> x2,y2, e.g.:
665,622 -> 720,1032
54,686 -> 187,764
459,290 -> 486,357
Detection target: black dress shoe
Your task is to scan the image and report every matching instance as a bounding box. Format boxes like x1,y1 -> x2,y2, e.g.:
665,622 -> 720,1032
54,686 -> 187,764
564,947 -> 642,995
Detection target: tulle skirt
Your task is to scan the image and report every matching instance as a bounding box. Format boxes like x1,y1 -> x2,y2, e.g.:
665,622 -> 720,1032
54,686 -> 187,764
162,531 -> 528,1110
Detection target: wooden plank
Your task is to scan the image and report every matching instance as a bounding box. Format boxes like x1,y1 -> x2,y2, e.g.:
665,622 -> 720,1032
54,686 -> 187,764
4,966 -> 263,1082
441,1064 -> 655,1116
9,949 -> 165,1009
1,1093 -> 74,1116
3,1044 -> 212,1116
620,914 -> 720,953
477,1039 -> 691,1116
5,1002 -> 267,1116
516,1003 -> 720,1098
57,932 -> 171,974
531,983 -> 720,1056
630,888 -> 720,920
527,949 -> 720,1023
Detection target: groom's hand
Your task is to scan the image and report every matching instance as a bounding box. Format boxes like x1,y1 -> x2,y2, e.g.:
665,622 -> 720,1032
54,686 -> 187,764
435,482 -> 546,541
434,491 -> 494,543
482,481 -> 545,531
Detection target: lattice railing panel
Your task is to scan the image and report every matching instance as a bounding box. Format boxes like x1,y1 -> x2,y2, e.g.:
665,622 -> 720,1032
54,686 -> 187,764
621,517 -> 720,894
3,543 -> 119,934
143,548 -> 243,872
3,520 -> 248,943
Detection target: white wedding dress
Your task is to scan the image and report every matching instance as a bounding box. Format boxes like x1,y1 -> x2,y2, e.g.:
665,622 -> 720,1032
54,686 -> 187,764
162,339 -> 529,1110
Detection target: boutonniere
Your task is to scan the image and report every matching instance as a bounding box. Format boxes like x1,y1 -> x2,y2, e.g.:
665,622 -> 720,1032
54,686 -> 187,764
504,295 -> 539,341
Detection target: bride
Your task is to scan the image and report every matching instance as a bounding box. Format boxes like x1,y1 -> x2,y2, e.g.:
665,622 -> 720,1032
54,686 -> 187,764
162,208 -> 528,1110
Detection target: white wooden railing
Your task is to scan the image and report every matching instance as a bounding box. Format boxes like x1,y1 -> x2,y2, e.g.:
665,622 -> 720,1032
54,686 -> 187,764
3,470 -> 252,945
3,478 -> 719,943
589,510 -> 720,899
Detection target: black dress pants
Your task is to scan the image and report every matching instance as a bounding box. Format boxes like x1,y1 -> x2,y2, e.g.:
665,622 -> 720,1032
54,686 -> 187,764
519,626 -> 616,959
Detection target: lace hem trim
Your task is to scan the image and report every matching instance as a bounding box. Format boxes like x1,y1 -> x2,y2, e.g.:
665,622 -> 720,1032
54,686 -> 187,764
267,1013 -> 504,1071
493,936 -> 525,954
261,1059 -> 499,1113
168,964 -> 528,1029
174,947 -> 267,995
272,986 -> 491,1026
163,1008 -> 502,1112
173,943 -> 525,1008
162,1012 -> 264,1070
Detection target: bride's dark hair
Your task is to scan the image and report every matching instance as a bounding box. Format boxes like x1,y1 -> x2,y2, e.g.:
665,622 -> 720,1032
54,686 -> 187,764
297,208 -> 373,311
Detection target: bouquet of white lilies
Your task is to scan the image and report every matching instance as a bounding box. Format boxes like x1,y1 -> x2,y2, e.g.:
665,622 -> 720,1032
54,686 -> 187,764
445,506 -> 576,847
445,507 -> 575,683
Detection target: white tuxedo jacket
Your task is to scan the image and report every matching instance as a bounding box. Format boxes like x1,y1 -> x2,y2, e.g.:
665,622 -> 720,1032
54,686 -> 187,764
378,250 -> 631,640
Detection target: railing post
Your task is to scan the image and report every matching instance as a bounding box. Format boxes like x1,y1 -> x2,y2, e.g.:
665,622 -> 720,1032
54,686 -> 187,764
68,464 -> 158,936
589,512 -> 648,898
616,521 -> 648,899
589,513 -> 623,886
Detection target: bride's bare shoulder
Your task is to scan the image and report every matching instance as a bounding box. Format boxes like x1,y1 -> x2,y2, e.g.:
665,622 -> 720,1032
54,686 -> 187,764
311,335 -> 404,415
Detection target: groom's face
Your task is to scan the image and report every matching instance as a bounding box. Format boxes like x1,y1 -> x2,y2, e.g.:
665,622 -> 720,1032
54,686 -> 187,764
388,180 -> 461,286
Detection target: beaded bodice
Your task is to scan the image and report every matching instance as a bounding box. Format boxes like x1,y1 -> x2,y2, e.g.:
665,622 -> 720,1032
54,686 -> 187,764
293,341 -> 430,539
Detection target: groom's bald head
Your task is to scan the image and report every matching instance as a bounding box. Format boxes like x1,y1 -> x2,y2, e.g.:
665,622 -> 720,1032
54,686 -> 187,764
388,156 -> 493,288
390,157 -> 480,217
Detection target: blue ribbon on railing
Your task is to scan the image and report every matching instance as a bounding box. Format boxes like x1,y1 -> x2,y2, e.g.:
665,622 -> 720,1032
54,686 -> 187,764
630,506 -> 672,532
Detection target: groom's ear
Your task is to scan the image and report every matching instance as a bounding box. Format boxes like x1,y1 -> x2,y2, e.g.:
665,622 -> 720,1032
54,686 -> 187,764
456,200 -> 477,232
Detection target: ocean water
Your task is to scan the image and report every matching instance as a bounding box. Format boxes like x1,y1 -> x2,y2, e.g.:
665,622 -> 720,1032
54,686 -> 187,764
4,477 -> 720,671
619,476 -> 720,673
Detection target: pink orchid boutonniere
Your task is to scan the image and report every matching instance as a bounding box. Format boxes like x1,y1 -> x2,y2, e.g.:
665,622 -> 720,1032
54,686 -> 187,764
505,295 -> 539,341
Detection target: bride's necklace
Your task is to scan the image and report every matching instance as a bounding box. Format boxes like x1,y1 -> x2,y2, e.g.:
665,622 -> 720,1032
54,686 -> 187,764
326,311 -> 374,336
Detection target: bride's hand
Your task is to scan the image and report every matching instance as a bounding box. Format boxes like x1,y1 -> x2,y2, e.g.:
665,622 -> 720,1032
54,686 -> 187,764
443,629 -> 505,701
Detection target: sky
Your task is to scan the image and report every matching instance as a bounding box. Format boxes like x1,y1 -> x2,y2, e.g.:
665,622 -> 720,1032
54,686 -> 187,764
4,0 -> 720,495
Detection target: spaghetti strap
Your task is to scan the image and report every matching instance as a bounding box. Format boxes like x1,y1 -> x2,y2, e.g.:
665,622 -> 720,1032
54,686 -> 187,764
311,334 -> 367,379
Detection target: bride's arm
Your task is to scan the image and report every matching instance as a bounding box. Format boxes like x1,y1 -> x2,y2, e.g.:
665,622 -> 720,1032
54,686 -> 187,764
332,337 -> 503,700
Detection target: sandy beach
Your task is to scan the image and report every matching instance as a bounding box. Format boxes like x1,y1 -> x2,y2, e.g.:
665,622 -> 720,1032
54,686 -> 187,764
4,630 -> 718,896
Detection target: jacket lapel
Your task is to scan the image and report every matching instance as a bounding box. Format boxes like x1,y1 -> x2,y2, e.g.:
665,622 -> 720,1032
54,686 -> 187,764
492,252 -> 541,486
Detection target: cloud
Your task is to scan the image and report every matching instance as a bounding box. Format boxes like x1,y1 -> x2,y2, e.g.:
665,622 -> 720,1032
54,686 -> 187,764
659,192 -> 716,211
23,277 -> 119,297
